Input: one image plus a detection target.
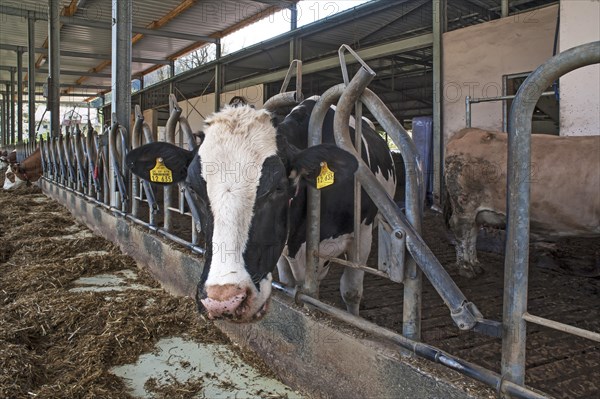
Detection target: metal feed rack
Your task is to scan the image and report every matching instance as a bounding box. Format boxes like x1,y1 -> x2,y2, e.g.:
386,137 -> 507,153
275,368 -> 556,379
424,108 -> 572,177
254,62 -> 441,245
32,42 -> 600,399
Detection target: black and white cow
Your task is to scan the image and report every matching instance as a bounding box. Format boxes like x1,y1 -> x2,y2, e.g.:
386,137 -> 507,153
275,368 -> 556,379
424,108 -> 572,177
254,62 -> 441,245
127,98 -> 396,322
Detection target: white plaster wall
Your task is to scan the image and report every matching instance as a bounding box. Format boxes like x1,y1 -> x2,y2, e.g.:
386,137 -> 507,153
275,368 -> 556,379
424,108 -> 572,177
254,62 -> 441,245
178,84 -> 264,132
442,5 -> 558,143
559,0 -> 600,136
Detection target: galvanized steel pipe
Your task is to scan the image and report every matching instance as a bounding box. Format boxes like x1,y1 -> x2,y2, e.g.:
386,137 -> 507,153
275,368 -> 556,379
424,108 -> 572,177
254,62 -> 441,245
163,95 -> 182,231
272,281 -> 547,399
502,40 -> 600,388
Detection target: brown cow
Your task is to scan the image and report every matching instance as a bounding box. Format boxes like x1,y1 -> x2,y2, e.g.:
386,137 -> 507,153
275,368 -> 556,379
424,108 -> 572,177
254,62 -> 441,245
3,148 -> 42,190
444,128 -> 600,278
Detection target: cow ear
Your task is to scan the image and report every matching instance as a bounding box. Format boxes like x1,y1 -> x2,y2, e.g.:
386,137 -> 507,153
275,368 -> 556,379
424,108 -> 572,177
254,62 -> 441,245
291,144 -> 358,189
126,142 -> 195,185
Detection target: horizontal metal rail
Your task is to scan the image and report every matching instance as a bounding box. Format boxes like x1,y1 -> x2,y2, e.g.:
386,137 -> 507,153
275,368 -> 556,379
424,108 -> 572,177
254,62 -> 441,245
272,281 -> 548,399
466,91 -> 555,128
318,255 -> 390,279
522,313 -> 600,342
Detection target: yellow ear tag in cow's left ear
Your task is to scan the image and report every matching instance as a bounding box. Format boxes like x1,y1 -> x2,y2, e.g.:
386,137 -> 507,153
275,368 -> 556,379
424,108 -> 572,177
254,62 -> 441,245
316,162 -> 334,189
149,157 -> 173,183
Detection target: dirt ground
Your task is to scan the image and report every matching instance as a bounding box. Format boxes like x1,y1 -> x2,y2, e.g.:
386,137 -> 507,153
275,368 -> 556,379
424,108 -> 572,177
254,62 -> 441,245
0,177 -> 285,399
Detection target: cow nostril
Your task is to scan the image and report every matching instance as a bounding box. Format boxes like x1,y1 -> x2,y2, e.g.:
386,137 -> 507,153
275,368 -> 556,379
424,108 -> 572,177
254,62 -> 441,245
201,285 -> 249,319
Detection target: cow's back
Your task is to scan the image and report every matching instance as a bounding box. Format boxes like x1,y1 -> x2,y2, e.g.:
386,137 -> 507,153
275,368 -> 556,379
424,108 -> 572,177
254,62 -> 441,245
445,128 -> 600,236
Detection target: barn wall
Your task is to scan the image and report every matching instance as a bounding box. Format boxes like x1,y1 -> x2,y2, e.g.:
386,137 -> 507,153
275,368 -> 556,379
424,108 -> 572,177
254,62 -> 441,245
442,5 -> 559,143
177,84 -> 264,132
559,0 -> 600,136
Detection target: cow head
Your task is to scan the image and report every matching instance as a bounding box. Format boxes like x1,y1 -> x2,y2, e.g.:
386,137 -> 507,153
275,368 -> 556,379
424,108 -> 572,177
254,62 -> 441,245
3,164 -> 25,190
126,105 -> 358,322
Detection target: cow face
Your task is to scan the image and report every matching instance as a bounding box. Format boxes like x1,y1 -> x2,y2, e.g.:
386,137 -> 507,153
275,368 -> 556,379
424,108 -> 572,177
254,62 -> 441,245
3,165 -> 25,190
127,105 -> 357,322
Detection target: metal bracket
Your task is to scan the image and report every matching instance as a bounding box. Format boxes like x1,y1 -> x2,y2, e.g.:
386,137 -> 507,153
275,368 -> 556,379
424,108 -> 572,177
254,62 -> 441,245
377,217 -> 406,283
338,44 -> 376,87
279,59 -> 303,102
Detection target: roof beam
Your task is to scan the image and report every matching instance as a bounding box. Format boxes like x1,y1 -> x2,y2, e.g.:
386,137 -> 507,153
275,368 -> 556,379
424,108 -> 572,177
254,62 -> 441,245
0,80 -> 109,90
461,0 -> 499,19
0,65 -> 111,78
0,44 -> 170,65
222,33 -> 433,92
355,0 -> 430,43
0,5 -> 218,44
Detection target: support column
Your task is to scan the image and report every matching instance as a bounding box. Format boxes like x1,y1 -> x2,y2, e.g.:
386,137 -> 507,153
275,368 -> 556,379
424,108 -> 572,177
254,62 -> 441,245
432,0 -> 446,206
502,0 -> 509,18
214,40 -> 222,111
17,48 -> 24,143
3,87 -> 8,145
48,0 -> 61,140
10,69 -> 15,144
0,95 -> 4,146
289,3 -> 299,62
28,13 -> 36,142
111,0 -> 132,208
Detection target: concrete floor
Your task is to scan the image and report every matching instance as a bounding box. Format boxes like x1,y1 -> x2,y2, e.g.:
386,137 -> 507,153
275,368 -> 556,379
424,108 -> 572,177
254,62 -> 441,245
71,270 -> 302,399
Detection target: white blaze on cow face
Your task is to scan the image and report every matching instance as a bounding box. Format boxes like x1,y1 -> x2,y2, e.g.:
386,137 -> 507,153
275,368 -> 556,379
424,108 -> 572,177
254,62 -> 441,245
3,167 -> 24,190
199,106 -> 278,320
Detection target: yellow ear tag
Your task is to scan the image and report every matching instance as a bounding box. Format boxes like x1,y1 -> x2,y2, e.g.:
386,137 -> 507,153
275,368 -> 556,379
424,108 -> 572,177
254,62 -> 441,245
149,157 -> 173,183
316,162 -> 335,189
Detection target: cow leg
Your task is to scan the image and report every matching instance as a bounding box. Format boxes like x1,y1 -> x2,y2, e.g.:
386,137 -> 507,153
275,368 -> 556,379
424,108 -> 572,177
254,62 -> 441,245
340,224 -> 372,315
276,255 -> 296,287
450,215 -> 483,278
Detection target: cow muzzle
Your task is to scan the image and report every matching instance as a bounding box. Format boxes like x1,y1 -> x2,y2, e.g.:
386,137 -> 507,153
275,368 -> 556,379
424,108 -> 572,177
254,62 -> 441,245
196,282 -> 271,322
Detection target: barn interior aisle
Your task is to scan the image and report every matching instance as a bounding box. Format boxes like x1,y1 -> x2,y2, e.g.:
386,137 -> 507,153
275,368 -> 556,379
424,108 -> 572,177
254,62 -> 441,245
0,176 -> 301,399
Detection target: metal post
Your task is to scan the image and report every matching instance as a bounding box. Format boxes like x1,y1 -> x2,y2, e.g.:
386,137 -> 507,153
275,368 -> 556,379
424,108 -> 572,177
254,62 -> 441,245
17,49 -> 24,143
215,40 -> 222,111
501,41 -> 600,391
465,96 -> 471,128
48,0 -> 60,140
432,0 -> 446,206
289,4 -> 298,62
10,69 -> 15,144
111,0 -> 132,208
0,96 -> 4,146
28,13 -> 36,142
502,0 -> 509,18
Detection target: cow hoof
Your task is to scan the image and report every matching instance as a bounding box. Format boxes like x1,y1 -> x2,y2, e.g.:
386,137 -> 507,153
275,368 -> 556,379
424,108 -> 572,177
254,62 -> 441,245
458,262 -> 484,278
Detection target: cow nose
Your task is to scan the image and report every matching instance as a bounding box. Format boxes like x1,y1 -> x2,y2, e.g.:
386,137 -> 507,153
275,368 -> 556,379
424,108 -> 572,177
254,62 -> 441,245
200,284 -> 248,319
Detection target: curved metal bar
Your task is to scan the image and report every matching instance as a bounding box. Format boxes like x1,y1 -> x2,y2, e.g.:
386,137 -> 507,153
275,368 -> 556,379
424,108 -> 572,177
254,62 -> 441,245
332,68 -> 489,334
178,115 -> 196,151
86,128 -> 101,195
279,59 -> 303,101
303,84 -> 346,296
166,93 -> 182,143
502,40 -> 600,387
131,105 -> 158,217
39,137 -> 47,175
131,107 -> 144,217
73,125 -> 88,191
63,127 -> 77,186
56,134 -> 67,184
163,94 -> 183,231
109,122 -> 129,205
338,44 -> 375,87
48,136 -> 58,181
263,92 -> 300,112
